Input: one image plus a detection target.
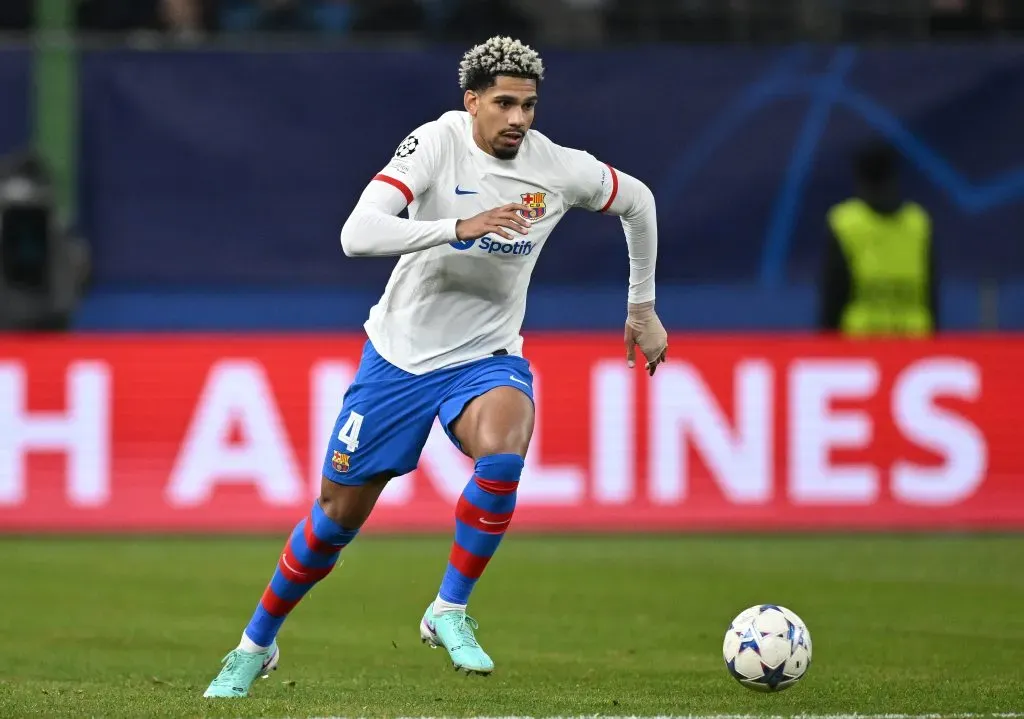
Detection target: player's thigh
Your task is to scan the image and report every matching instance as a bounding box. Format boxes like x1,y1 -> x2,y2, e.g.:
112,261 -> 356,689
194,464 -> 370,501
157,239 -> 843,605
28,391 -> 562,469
322,344 -> 437,487
439,357 -> 535,459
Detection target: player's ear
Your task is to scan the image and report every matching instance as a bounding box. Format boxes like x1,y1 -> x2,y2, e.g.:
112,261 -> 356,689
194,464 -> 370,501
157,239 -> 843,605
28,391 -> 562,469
464,90 -> 479,116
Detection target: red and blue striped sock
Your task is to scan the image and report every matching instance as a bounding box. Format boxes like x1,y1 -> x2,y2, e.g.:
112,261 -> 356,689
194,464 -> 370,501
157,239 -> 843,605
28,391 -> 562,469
437,453 -> 524,607
243,500 -> 358,648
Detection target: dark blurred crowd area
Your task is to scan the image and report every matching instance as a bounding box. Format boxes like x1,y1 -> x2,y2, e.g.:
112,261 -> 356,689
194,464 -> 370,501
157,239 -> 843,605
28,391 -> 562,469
0,0 -> 1022,43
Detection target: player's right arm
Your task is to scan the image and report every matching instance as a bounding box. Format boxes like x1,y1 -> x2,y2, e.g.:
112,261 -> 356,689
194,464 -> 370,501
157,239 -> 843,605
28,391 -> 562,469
340,123 -> 530,257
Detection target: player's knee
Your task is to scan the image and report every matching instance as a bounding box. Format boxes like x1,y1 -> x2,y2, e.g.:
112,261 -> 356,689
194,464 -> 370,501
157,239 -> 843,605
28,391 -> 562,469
318,474 -> 391,529
469,422 -> 532,459
317,482 -> 354,528
473,453 -> 525,485
453,386 -> 535,459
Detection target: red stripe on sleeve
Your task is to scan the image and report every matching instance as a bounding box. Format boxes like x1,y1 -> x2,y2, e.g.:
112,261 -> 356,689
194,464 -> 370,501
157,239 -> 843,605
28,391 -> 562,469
373,173 -> 414,204
599,164 -> 619,213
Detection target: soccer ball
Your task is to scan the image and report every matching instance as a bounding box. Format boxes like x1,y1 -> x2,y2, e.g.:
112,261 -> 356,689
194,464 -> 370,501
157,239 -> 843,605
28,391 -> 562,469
722,604 -> 812,692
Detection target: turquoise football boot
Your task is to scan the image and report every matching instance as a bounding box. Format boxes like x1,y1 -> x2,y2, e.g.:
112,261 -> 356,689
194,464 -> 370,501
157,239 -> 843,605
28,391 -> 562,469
203,643 -> 279,698
419,604 -> 495,675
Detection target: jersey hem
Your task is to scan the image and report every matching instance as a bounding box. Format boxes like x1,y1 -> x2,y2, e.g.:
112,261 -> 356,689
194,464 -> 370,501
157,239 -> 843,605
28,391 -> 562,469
362,327 -> 523,376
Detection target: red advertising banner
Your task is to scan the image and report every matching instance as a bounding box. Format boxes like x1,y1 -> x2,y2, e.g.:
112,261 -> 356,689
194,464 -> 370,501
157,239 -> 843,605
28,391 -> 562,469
1,334 -> 1022,533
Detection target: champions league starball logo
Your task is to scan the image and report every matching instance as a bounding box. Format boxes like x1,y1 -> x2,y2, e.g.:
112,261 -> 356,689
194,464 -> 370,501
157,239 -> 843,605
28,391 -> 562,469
395,135 -> 419,158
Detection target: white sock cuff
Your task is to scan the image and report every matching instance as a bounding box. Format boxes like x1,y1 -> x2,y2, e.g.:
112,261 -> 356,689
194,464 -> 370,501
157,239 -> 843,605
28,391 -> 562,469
433,594 -> 467,614
238,631 -> 270,653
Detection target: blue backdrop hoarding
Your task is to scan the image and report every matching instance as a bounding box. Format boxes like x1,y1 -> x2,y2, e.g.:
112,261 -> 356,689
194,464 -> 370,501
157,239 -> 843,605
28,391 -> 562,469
76,44 -> 1024,291
0,48 -> 31,161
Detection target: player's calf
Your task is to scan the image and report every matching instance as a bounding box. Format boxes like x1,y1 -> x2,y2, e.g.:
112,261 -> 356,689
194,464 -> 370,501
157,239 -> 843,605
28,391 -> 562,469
422,385 -> 533,673
421,452 -> 522,674
437,453 -> 523,607
242,497 -> 358,651
204,476 -> 390,698
437,385 -> 533,609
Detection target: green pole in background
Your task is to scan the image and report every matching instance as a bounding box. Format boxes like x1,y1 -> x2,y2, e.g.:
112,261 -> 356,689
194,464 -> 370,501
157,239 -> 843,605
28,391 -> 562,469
33,0 -> 76,222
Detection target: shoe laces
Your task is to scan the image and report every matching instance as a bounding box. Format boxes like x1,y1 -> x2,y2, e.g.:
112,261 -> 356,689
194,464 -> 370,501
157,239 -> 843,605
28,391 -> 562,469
450,614 -> 481,648
210,651 -> 242,684
218,649 -> 258,676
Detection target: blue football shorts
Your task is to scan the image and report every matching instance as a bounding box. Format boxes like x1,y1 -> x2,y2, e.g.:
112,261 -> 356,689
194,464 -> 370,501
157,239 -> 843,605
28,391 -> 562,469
321,339 -> 535,485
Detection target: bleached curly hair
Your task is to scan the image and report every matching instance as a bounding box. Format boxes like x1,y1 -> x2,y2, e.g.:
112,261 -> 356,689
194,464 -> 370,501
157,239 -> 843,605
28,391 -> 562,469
458,36 -> 546,92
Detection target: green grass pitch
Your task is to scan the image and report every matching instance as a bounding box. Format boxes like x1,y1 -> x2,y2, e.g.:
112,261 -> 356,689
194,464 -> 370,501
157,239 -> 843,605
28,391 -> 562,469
1,534 -> 1022,718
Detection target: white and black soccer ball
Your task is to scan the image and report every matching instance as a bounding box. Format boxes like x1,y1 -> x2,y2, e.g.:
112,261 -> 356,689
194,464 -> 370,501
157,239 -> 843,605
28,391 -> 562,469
722,604 -> 812,692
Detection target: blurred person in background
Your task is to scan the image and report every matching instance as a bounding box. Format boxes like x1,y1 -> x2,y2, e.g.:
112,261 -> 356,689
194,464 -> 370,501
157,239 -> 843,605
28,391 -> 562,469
68,0 -> 1024,40
159,0 -> 207,37
412,0 -> 535,42
220,0 -> 354,34
349,0 -> 424,36
77,0 -> 216,37
926,0 -> 1024,36
78,0 -> 355,36
0,149 -> 91,331
818,141 -> 939,337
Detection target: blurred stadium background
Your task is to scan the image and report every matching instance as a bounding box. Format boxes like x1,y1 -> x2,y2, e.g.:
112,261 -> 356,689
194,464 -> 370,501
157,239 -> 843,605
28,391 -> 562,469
1,1 -> 1024,716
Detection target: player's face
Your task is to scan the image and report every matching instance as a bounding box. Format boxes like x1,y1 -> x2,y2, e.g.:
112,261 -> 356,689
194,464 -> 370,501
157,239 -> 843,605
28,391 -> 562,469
465,75 -> 538,160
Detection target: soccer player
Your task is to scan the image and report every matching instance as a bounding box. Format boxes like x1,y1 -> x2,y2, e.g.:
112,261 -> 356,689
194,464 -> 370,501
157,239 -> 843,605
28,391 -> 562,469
204,35 -> 668,698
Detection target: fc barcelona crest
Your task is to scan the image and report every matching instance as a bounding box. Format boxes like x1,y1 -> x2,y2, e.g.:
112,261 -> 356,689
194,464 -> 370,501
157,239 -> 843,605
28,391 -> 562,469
518,192 -> 547,221
332,450 -> 350,473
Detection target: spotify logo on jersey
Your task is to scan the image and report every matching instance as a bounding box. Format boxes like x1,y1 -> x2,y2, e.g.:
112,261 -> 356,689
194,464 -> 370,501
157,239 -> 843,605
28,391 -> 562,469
448,237 -> 535,256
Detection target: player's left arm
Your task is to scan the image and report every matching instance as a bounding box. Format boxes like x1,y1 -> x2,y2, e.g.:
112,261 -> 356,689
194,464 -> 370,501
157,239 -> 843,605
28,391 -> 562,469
565,150 -> 668,376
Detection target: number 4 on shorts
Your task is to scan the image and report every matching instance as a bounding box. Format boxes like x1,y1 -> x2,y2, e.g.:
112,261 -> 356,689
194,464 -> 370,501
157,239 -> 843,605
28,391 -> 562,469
337,411 -> 364,452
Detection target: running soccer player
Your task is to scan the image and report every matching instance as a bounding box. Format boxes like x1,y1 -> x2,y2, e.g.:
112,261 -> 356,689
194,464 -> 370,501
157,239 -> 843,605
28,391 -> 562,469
204,35 -> 668,699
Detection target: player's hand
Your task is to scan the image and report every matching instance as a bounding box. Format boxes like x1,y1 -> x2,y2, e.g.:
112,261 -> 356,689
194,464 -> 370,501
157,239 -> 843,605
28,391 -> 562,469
624,301 -> 668,376
455,204 -> 532,242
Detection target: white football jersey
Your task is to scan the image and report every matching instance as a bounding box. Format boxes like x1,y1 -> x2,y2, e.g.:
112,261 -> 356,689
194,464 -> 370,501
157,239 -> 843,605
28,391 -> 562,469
361,110 -> 620,375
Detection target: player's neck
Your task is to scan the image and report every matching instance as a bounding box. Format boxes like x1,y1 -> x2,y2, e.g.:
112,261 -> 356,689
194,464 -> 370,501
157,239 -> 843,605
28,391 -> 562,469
471,130 -> 497,158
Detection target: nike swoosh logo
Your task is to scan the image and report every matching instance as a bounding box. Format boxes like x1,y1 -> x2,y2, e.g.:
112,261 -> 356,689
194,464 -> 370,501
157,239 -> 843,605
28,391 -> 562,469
509,375 -> 530,387
280,553 -> 314,582
480,518 -> 509,525
455,186 -> 478,195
